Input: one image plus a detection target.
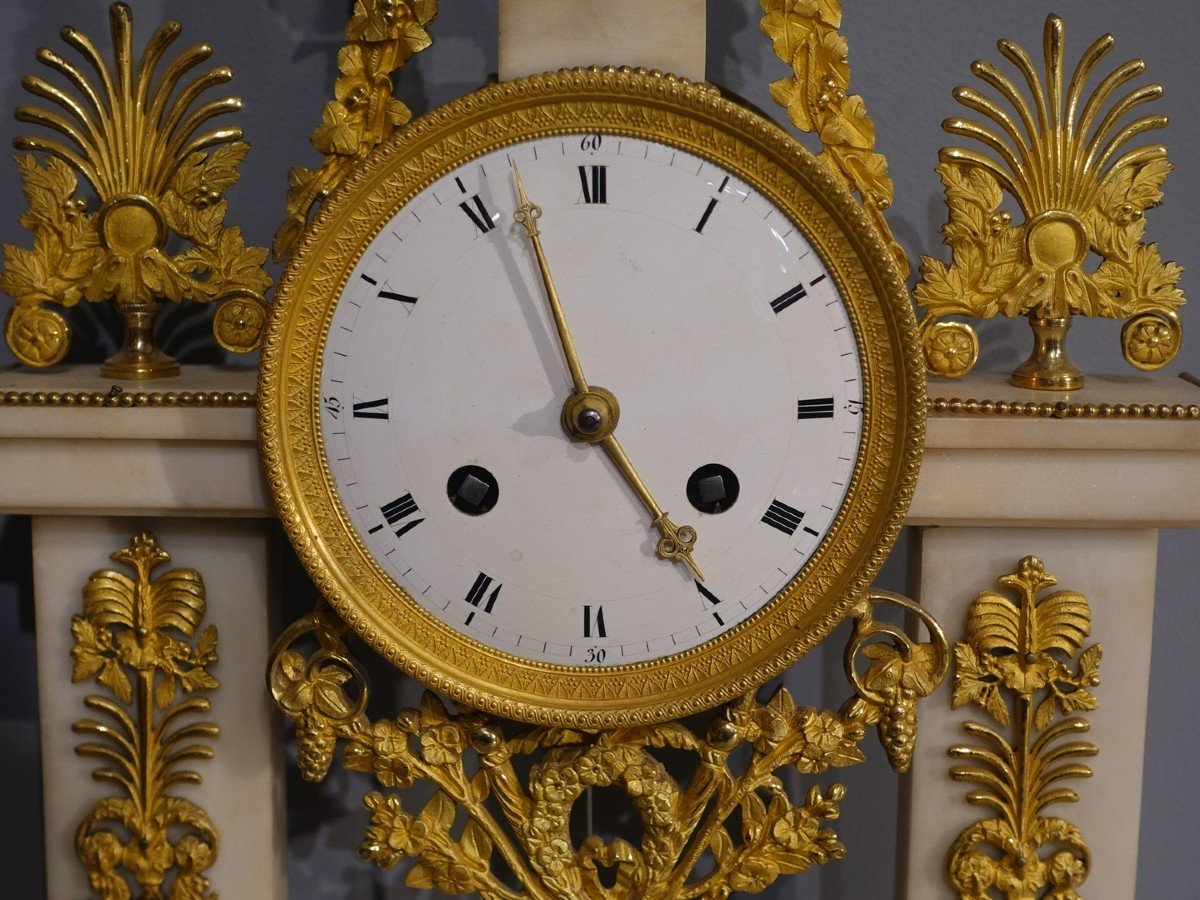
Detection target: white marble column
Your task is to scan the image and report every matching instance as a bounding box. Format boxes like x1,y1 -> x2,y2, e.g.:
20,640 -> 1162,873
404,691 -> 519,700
498,0 -> 706,82
0,366 -> 285,899
902,374 -> 1200,900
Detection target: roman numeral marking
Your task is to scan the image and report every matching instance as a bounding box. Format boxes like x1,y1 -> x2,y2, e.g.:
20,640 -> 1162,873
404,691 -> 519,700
694,197 -> 718,233
380,493 -> 424,538
718,175 -> 730,193
583,605 -> 607,638
378,290 -> 417,305
360,274 -> 377,286
695,580 -> 721,606
771,283 -> 807,314
459,194 -> 495,234
762,499 -> 805,536
810,273 -> 827,286
578,165 -> 607,204
352,397 -> 389,420
803,526 -> 820,537
797,397 -> 835,419
464,572 -> 502,613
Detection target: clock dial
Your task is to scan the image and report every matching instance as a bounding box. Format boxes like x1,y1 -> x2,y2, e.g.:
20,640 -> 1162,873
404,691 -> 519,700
261,68 -> 922,726
318,135 -> 862,666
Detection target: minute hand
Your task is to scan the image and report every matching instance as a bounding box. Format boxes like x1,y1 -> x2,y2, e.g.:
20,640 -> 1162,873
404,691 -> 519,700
511,163 -> 589,394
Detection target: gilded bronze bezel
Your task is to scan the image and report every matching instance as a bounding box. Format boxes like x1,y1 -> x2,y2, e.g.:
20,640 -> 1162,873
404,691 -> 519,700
259,67 -> 924,727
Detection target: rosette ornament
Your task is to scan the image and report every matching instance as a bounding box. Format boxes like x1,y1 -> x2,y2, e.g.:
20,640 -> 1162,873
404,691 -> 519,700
0,3 -> 272,377
915,15 -> 1185,389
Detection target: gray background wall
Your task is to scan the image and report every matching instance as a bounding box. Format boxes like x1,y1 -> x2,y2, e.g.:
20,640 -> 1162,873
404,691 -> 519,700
0,1 -> 1195,897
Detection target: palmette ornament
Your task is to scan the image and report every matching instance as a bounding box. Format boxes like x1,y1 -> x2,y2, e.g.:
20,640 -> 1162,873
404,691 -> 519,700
259,65 -> 924,726
915,15 -> 1185,389
947,557 -> 1100,900
71,533 -> 220,899
0,2 -> 272,377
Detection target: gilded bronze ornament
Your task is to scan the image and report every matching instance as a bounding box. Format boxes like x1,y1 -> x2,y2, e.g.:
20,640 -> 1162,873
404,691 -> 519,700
273,0 -> 439,261
947,557 -> 1099,899
916,15 -> 1185,388
269,594 -> 946,898
928,394 -> 1200,419
71,532 -> 220,899
0,2 -> 272,377
759,0 -> 908,276
0,386 -> 256,408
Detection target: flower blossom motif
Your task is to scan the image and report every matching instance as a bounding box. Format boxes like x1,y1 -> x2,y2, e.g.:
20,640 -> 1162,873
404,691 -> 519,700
640,786 -> 675,829
80,831 -> 124,873
953,851 -> 997,895
925,323 -> 976,376
574,750 -> 606,785
429,859 -> 476,893
796,712 -> 844,773
533,768 -> 571,803
214,297 -> 266,350
772,806 -> 820,851
532,838 -> 572,877
529,801 -> 566,836
1125,318 -> 1175,367
359,792 -> 428,868
624,763 -> 660,798
1048,851 -> 1086,887
994,652 -> 1057,694
124,830 -> 174,887
8,308 -> 68,365
174,834 -> 214,873
370,720 -> 415,787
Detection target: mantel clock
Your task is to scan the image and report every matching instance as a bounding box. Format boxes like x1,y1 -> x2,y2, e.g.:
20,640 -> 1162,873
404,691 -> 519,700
260,66 -> 923,726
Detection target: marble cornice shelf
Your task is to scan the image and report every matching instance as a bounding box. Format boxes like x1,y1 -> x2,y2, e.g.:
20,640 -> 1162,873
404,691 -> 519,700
913,373 -> 1200,529
0,365 -> 267,516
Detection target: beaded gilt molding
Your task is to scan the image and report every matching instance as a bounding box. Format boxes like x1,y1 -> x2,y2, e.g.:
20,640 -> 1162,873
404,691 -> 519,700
928,394 -> 1200,420
71,532 -> 220,899
947,557 -> 1099,899
0,2 -> 272,377
271,593 -> 947,898
0,384 -> 255,408
273,0 -> 439,261
915,15 -> 1185,389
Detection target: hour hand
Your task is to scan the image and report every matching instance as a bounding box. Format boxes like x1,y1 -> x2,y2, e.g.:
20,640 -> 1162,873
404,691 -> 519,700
599,433 -> 704,581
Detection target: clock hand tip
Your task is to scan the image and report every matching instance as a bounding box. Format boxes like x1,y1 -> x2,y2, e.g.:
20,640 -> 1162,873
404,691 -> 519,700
511,159 -> 528,197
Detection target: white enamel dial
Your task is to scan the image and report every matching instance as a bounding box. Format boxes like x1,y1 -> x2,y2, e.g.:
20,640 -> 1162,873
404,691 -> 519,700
317,133 -> 864,667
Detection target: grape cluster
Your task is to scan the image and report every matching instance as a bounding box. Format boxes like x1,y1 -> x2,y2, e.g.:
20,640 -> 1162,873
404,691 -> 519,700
877,686 -> 917,772
297,714 -> 336,782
